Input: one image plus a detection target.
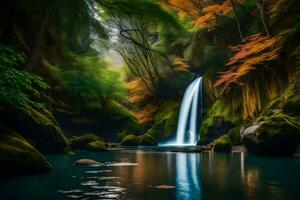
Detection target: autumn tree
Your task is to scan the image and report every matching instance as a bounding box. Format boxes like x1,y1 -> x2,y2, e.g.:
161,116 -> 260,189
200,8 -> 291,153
161,0 -> 245,42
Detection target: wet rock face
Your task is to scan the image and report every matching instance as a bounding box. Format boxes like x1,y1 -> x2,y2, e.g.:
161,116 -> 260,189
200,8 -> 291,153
213,135 -> 232,152
73,159 -> 99,166
138,134 -> 158,146
242,121 -> 300,156
0,125 -> 52,175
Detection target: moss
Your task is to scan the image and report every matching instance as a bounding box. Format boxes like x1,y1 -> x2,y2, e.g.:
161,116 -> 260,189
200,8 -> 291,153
139,134 -> 158,146
147,101 -> 180,141
227,126 -> 242,145
121,134 -> 139,146
0,125 -> 52,175
86,141 -> 107,151
14,107 -> 70,153
213,135 -> 233,152
242,72 -> 300,155
103,101 -> 142,133
200,98 -> 240,144
68,133 -> 105,150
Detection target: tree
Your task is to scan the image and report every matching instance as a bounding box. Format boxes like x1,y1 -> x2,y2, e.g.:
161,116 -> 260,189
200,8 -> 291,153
161,0 -> 245,42
214,34 -> 282,93
255,0 -> 271,37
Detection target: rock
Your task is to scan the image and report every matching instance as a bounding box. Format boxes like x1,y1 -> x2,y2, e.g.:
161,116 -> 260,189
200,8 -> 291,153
231,145 -> 247,153
146,101 -> 180,141
0,125 -> 52,176
139,134 -> 158,146
153,185 -> 176,189
227,126 -> 242,145
0,108 -> 69,153
86,141 -> 107,152
68,133 -> 107,151
213,135 -> 232,152
203,143 -> 214,151
121,134 -> 139,146
73,159 -> 99,166
242,120 -> 300,156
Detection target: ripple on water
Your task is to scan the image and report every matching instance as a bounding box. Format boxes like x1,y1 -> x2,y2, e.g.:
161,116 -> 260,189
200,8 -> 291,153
57,189 -> 82,194
80,180 -> 99,186
85,170 -> 112,174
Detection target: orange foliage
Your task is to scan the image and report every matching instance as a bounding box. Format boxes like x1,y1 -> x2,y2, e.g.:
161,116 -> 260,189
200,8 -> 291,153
214,34 -> 283,94
161,0 -> 236,31
127,78 -> 151,104
126,78 -> 156,124
172,57 -> 190,72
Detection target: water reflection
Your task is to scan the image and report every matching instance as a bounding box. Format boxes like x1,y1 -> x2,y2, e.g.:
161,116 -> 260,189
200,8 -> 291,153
176,153 -> 201,200
1,149 -> 299,200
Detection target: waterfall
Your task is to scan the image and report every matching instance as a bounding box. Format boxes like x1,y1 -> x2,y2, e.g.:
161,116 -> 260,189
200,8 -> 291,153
175,77 -> 203,145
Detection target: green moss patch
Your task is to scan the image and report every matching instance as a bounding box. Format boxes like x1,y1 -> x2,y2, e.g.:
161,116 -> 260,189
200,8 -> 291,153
0,125 -> 52,176
213,135 -> 233,152
68,133 -> 107,151
147,101 -> 180,141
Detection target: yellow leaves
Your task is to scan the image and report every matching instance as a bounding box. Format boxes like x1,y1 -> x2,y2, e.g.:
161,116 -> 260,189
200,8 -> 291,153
215,34 -> 283,94
161,0 -> 234,30
127,78 -> 150,104
172,57 -> 190,72
126,78 -> 157,124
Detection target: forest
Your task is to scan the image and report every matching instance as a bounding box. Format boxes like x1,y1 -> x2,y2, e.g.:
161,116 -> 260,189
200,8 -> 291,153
0,0 -> 299,199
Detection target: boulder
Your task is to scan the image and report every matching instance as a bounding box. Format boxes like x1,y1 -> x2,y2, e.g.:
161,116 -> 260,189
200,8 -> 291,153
73,159 -> 99,166
0,108 -> 69,153
213,135 -> 232,152
242,120 -> 300,156
139,134 -> 158,146
0,125 -> 52,176
68,133 -> 107,151
86,141 -> 107,152
121,134 -> 139,146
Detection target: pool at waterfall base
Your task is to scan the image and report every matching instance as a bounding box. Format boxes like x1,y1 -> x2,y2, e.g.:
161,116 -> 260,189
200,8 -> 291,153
0,146 -> 299,200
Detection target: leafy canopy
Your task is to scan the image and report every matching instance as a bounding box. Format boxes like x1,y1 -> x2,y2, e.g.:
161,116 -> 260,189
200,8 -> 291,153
0,45 -> 49,111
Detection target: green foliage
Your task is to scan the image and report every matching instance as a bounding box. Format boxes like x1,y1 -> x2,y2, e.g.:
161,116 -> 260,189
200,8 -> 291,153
147,101 -> 180,140
99,0 -> 182,32
0,45 -> 49,111
61,54 -> 127,109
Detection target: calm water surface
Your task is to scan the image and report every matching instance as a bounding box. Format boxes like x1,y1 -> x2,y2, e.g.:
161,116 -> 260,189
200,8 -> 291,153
0,147 -> 299,200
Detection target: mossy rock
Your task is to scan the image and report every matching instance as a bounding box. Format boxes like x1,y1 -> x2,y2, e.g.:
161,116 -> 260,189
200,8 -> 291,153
68,133 -> 106,151
147,101 -> 180,141
0,107 -> 69,153
200,98 -> 240,144
213,135 -> 232,152
0,125 -> 52,176
227,126 -> 242,145
121,134 -> 139,146
139,134 -> 158,146
242,119 -> 300,156
86,141 -> 107,152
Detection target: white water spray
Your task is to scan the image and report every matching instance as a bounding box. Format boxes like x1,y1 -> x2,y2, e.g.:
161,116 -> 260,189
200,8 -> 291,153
175,77 -> 203,145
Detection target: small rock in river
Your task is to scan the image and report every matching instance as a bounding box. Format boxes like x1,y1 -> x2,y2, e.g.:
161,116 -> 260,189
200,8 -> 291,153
73,159 -> 99,166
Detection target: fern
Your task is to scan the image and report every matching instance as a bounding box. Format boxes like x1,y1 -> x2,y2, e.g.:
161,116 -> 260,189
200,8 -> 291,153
0,45 -> 50,112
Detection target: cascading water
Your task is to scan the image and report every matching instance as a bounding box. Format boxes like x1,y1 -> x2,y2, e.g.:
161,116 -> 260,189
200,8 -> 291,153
174,76 -> 203,145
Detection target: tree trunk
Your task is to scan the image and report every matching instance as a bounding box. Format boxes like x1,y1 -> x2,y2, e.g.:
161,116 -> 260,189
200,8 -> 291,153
256,0 -> 271,37
229,0 -> 244,42
24,0 -> 50,71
